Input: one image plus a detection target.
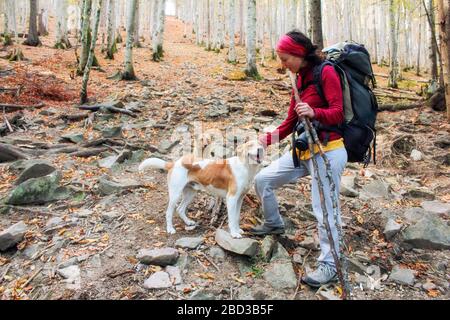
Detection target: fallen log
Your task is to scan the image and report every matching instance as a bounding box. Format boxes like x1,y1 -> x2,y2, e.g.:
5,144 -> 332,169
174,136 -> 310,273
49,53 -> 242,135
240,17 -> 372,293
378,102 -> 423,112
70,147 -> 108,158
49,146 -> 80,154
0,143 -> 29,162
0,102 -> 45,113
59,113 -> 89,123
78,104 -> 137,118
374,92 -> 423,102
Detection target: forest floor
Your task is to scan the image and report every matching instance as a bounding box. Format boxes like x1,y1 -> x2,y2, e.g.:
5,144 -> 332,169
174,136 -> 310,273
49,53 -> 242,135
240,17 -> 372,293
0,17 -> 449,300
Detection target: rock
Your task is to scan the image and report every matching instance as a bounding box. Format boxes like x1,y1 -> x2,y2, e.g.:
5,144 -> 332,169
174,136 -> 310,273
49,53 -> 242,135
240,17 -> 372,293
260,236 -> 277,262
98,156 -> 120,169
165,266 -> 182,285
298,236 -> 319,251
347,257 -> 368,275
403,188 -> 435,200
143,271 -> 172,289
360,179 -> 392,200
58,257 -> 79,269
6,171 -> 70,205
317,289 -> 341,300
101,211 -> 120,222
97,176 -> 143,196
270,242 -> 291,262
236,286 -> 268,300
421,200 -> 450,216
175,253 -> 191,272
175,237 -> 204,249
404,207 -> 428,224
101,126 -> 122,138
189,289 -> 216,300
206,105 -> 229,118
215,229 -> 259,257
22,243 -> 41,259
410,149 -> 423,161
75,209 -> 94,218
422,280 -> 437,291
15,162 -> 56,185
39,107 -> 58,116
45,217 -> 63,229
402,216 -> 450,250
383,218 -> 403,240
0,221 -> 28,251
263,262 -> 297,289
157,139 -> 180,154
60,133 -> 84,143
57,265 -> 81,288
136,248 -> 179,266
236,256 -> 253,277
208,246 -> 226,262
388,265 -> 415,286
340,175 -> 359,197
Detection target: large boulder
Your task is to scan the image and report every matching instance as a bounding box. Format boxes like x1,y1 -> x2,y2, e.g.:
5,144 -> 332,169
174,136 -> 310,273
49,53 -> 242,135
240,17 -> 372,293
5,171 -> 71,205
402,216 -> 450,250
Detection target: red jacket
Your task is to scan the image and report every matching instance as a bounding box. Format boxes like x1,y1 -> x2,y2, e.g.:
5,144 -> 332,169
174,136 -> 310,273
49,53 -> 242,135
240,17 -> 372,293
262,64 -> 344,146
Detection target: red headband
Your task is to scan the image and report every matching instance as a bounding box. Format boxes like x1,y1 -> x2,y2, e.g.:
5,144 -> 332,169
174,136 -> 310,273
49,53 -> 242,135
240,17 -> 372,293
276,35 -> 307,58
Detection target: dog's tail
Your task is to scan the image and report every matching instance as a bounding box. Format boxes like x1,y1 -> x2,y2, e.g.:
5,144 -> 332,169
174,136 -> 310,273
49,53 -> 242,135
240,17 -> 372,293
138,158 -> 174,171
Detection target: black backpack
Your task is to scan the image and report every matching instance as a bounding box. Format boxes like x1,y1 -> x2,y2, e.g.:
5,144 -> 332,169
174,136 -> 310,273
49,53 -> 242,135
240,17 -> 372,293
309,42 -> 378,166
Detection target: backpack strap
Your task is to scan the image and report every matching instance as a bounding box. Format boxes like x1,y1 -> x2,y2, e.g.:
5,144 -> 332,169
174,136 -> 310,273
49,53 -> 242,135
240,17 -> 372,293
312,61 -> 336,103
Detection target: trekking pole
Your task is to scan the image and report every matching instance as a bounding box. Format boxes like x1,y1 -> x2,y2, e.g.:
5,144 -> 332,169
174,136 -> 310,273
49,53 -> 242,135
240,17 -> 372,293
289,71 -> 350,299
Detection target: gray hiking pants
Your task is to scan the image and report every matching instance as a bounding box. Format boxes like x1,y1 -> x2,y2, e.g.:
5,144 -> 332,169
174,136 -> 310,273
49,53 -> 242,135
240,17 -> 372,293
254,147 -> 347,266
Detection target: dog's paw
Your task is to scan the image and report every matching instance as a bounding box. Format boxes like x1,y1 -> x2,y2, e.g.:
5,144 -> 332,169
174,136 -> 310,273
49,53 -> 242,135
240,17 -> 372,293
230,231 -> 243,239
185,219 -> 196,226
167,227 -> 176,234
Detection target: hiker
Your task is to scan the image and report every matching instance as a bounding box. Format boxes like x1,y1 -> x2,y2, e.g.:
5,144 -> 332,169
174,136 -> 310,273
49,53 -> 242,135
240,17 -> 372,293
249,30 -> 347,288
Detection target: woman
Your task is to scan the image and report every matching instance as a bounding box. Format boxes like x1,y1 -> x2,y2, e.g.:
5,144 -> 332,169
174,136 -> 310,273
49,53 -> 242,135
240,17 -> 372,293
249,30 -> 347,288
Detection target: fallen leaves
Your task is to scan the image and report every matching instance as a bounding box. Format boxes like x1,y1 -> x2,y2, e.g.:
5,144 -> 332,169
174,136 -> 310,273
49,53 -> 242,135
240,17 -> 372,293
195,272 -> 215,281
0,257 -> 10,266
426,289 -> 440,298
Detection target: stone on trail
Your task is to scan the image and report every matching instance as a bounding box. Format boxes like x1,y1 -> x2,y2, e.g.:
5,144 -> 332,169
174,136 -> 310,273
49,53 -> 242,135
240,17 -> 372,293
136,247 -> 179,266
214,229 -> 259,258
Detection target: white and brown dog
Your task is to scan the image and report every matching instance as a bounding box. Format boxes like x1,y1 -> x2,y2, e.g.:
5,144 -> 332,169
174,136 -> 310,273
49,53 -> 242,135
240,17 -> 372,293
139,140 -> 264,238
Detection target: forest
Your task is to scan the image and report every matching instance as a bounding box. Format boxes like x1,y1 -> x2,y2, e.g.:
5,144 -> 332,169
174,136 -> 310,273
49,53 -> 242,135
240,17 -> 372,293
0,0 -> 448,301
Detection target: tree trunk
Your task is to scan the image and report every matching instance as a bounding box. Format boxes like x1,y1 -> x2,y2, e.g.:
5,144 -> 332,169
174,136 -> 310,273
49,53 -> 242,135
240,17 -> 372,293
38,9 -> 48,36
81,0 -> 103,104
152,0 -> 166,61
123,0 -> 137,79
206,0 -> 212,50
23,0 -> 41,46
425,0 -> 440,83
437,0 -> 450,121
388,0 -> 399,88
105,0 -> 117,59
228,0 -> 237,63
309,0 -> 323,49
55,0 -> 71,49
78,0 -> 93,75
416,3 -> 423,75
133,0 -> 141,47
245,0 -> 259,79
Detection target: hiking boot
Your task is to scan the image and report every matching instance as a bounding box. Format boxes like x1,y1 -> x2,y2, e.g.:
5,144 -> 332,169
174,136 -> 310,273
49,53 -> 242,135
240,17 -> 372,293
301,263 -> 338,288
249,223 -> 285,236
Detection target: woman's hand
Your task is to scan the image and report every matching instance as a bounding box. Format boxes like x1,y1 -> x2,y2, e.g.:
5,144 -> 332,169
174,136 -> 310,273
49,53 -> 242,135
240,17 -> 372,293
258,134 -> 268,149
294,102 -> 315,119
